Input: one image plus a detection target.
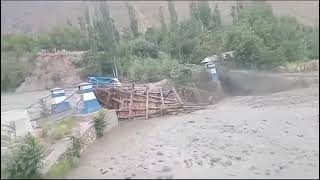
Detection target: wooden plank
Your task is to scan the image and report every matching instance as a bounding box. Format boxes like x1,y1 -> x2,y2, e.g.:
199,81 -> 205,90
112,98 -> 123,104
122,98 -> 165,104
134,93 -> 176,102
145,86 -> 149,120
129,83 -> 134,119
172,86 -> 183,104
160,87 -> 164,116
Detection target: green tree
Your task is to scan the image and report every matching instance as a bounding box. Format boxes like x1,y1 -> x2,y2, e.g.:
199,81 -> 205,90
305,27 -> 319,59
94,111 -> 107,137
189,1 -> 199,21
224,23 -> 268,69
236,1 -> 244,15
126,2 -> 139,37
197,1 -> 212,29
159,6 -> 167,33
129,37 -> 159,58
231,6 -> 236,24
211,4 -> 222,30
81,2 -> 120,75
168,0 -> 178,26
2,134 -> 46,179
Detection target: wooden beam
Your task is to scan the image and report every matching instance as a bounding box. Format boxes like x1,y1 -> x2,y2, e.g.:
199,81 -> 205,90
129,83 -> 134,119
133,93 -> 176,102
160,86 -> 164,116
145,86 -> 149,120
172,86 -> 183,105
111,98 -> 123,104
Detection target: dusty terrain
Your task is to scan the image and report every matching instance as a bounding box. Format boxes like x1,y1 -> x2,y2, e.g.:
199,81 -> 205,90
1,1 -> 319,34
66,83 -> 319,179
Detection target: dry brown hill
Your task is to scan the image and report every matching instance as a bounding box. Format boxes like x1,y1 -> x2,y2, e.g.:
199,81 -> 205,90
1,1 -> 319,34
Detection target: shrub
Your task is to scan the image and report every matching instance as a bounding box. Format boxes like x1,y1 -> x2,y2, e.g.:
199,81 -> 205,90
39,99 -> 50,117
70,136 -> 81,158
127,53 -> 178,82
41,117 -> 77,142
170,64 -> 205,85
45,136 -> 81,179
94,110 -> 107,138
46,158 -> 75,179
2,134 -> 46,179
129,38 -> 159,58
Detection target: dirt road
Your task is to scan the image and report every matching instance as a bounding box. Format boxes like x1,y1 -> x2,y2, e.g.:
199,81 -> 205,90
67,83 -> 319,179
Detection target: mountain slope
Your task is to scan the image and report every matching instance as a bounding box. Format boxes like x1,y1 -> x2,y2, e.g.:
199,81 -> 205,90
1,1 -> 319,35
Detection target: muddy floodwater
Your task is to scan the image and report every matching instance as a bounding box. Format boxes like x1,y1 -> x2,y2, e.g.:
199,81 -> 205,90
66,84 -> 319,179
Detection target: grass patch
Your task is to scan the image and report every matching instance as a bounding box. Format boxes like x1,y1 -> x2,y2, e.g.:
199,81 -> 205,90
45,158 -> 78,179
45,136 -> 81,179
41,117 -> 78,143
285,61 -> 306,72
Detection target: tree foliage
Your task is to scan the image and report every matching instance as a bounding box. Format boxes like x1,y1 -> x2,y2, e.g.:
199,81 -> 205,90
212,4 -> 222,29
1,1 -> 319,92
168,1 -> 178,26
2,134 -> 46,179
159,6 -> 167,33
197,1 -> 212,29
94,110 -> 107,138
126,2 -> 139,37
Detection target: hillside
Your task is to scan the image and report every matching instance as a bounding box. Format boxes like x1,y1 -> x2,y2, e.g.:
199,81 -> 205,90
15,51 -> 85,93
1,1 -> 319,34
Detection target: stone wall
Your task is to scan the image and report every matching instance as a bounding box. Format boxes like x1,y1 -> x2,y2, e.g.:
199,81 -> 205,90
43,109 -> 118,174
74,123 -> 96,154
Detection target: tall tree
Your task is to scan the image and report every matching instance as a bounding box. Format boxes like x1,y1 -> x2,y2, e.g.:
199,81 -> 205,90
231,5 -> 236,24
168,0 -> 178,26
236,1 -> 244,15
189,1 -> 199,20
95,2 -> 118,52
126,2 -> 139,37
82,2 -> 120,74
159,6 -> 167,33
212,4 -> 222,28
197,1 -> 212,28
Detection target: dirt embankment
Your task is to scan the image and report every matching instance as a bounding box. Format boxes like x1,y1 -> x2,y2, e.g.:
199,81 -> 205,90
15,51 -> 86,93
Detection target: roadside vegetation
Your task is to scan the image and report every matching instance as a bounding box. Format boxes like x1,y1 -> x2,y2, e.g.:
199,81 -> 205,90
94,110 -> 108,138
1,134 -> 46,179
41,117 -> 78,143
1,1 -> 318,92
46,136 -> 81,179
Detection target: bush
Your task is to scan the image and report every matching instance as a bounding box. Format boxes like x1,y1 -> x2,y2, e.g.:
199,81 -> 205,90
70,136 -> 81,158
169,64 -> 205,85
127,53 -> 178,82
45,136 -> 81,179
129,38 -> 159,58
41,117 -> 77,142
2,134 -> 46,179
39,99 -> 50,117
46,158 -> 75,179
94,110 -> 107,138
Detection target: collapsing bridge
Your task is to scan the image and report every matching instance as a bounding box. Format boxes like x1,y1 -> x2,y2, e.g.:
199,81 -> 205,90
94,83 -> 210,120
